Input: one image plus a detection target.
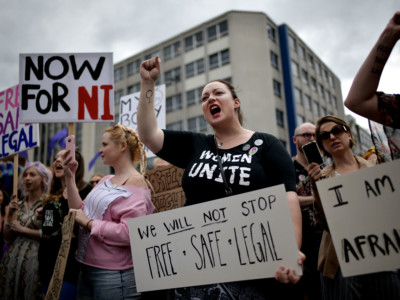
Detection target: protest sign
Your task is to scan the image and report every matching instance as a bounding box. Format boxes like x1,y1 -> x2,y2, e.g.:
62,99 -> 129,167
119,84 -> 166,158
0,85 -> 39,158
19,52 -> 114,123
128,184 -> 301,292
146,164 -> 186,212
316,159 -> 400,277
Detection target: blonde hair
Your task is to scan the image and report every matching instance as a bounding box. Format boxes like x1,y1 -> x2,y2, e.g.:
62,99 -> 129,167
104,123 -> 147,175
19,162 -> 52,197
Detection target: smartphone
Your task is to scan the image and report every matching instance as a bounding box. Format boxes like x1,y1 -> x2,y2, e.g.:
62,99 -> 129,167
302,141 -> 324,166
65,135 -> 76,161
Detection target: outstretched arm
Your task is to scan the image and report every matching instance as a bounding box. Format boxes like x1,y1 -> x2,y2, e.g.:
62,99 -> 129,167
344,11 -> 400,122
137,56 -> 165,154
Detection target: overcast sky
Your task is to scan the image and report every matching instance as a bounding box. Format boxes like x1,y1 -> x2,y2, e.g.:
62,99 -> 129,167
1,0 -> 399,129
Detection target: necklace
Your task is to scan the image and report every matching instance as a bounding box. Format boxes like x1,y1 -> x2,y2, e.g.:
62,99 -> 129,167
215,131 -> 244,147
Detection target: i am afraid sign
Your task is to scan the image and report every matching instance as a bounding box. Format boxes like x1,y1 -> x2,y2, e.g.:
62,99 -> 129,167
19,53 -> 114,123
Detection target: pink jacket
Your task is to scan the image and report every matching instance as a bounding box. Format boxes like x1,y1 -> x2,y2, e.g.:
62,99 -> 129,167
79,176 -> 155,270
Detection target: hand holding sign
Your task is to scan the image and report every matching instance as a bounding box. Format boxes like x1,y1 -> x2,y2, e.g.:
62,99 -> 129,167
128,184 -> 301,292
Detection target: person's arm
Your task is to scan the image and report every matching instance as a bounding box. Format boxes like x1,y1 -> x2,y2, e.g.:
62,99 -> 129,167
4,196 -> 19,242
345,11 -> 400,121
137,56 -> 164,154
72,191 -> 151,246
63,151 -> 83,209
287,191 -> 302,250
297,195 -> 314,207
6,220 -> 41,241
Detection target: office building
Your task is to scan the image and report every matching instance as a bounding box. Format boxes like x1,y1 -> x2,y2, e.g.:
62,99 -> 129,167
32,10 -> 351,176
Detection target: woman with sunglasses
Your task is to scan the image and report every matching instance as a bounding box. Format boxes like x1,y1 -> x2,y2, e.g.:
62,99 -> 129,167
307,115 -> 400,299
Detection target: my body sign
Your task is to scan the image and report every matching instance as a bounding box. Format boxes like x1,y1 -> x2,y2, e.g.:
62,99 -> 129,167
19,53 -> 114,123
119,84 -> 166,158
128,184 -> 301,292
316,159 -> 400,277
0,85 -> 39,158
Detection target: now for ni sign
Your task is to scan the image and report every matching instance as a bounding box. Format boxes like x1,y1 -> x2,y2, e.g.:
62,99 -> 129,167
19,52 -> 114,123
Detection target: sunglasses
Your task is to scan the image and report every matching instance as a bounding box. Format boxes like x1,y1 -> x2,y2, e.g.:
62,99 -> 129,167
318,125 -> 348,140
90,180 -> 100,185
295,133 -> 315,139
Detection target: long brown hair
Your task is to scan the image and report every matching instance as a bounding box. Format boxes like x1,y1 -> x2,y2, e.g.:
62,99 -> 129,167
43,149 -> 88,205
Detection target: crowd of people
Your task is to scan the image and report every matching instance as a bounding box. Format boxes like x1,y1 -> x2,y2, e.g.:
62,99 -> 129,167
0,11 -> 399,300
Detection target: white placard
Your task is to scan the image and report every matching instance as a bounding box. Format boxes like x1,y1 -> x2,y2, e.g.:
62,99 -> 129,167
119,84 -> 166,158
19,52 -> 114,123
0,85 -> 39,158
128,184 -> 301,292
316,159 -> 400,277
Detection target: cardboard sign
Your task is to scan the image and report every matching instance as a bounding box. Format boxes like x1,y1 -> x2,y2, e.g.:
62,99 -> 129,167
19,52 -> 114,123
128,184 -> 301,292
0,85 -> 39,158
119,84 -> 166,158
316,159 -> 400,277
146,164 -> 186,212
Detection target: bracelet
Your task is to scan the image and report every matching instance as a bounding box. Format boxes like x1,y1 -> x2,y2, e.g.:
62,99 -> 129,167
86,219 -> 94,230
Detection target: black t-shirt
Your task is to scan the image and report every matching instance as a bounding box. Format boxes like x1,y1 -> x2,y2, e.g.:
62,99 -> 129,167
39,184 -> 92,286
157,130 -> 296,206
157,130 -> 299,298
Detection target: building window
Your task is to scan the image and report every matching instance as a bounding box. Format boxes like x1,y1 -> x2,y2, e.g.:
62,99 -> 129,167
185,58 -> 205,78
319,84 -> 325,98
187,87 -> 202,106
114,67 -> 124,82
321,106 -> 327,116
325,90 -> 331,104
166,121 -> 183,131
185,31 -> 203,51
267,24 -> 276,42
291,60 -> 299,77
209,49 -> 230,70
288,35 -> 297,52
332,96 -> 338,109
296,114 -> 305,125
270,51 -> 279,69
323,69 -> 329,82
276,109 -> 285,127
313,101 -> 320,115
145,50 -> 160,60
304,94 -> 312,110
166,94 -> 182,112
273,79 -> 282,98
299,45 -> 306,60
301,69 -> 309,84
307,53 -> 314,68
188,116 -> 208,132
127,83 -> 140,94
114,89 -> 123,105
311,77 -> 317,91
329,75 -> 335,88
164,41 -> 181,60
208,20 -> 228,41
127,59 -> 141,76
165,67 -> 181,86
294,87 -> 303,105
316,62 -> 322,76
